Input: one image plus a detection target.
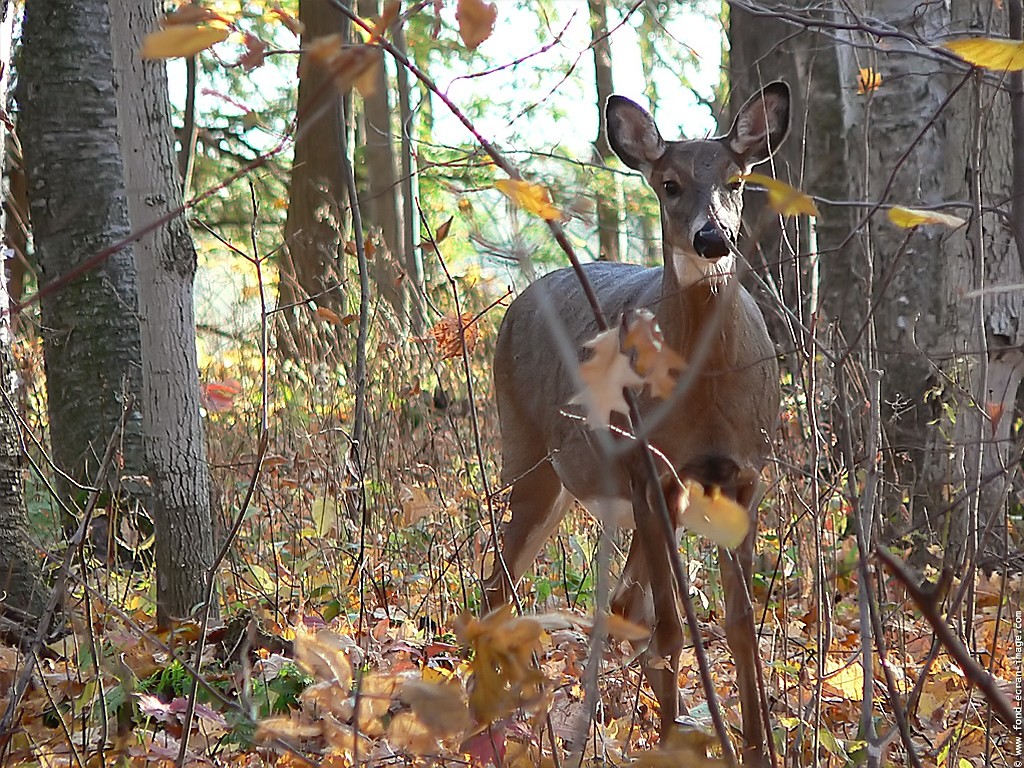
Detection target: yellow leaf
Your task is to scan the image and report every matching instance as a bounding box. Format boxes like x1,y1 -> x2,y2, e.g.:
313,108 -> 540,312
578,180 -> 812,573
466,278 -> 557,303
944,36 -> 1024,71
823,656 -> 865,701
740,172 -> 819,218
311,496 -> 339,537
269,3 -> 304,36
456,0 -> 497,50
677,481 -> 750,549
141,22 -> 229,59
494,178 -> 563,221
569,328 -> 644,429
857,67 -> 882,94
887,206 -> 966,229
163,3 -> 231,26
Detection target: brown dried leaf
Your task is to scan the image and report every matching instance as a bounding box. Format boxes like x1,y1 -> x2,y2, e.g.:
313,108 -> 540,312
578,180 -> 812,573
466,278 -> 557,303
307,35 -> 380,97
293,629 -> 354,688
456,0 -> 497,50
623,310 -> 686,399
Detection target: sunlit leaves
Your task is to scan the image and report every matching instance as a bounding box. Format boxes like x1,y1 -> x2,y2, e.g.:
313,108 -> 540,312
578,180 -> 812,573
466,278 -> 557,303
739,173 -> 819,218
887,206 -> 966,230
944,36 -> 1024,71
494,178 -> 564,221
456,0 -> 498,50
676,480 -> 750,549
569,328 -> 644,428
292,629 -> 354,689
429,313 -> 479,359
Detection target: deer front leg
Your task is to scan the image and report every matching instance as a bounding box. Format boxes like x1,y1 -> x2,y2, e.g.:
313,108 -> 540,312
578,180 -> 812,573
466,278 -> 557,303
627,476 -> 685,736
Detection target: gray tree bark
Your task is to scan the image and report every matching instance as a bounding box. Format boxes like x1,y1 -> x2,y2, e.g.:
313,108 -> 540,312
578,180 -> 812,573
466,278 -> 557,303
0,0 -> 43,627
17,0 -> 143,505
110,0 -> 216,625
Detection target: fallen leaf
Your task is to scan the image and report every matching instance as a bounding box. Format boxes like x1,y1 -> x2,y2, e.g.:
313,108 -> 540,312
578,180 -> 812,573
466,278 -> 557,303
495,178 -> 564,221
887,206 -> 966,229
676,481 -> 750,549
456,0 -> 497,50
944,36 -> 1024,71
739,173 -> 819,218
399,484 -> 438,524
293,629 -> 354,688
141,22 -> 229,59
569,328 -> 644,429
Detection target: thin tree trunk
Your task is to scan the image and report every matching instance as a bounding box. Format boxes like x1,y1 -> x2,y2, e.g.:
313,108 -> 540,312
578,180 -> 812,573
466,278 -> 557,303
278,0 -> 352,343
357,0 -> 406,323
17,0 -> 144,507
110,0 -> 216,625
394,21 -> 423,332
589,0 -> 620,262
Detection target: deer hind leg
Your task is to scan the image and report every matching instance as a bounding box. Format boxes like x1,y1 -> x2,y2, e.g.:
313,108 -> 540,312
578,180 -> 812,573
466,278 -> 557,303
719,472 -> 770,767
483,459 -> 570,610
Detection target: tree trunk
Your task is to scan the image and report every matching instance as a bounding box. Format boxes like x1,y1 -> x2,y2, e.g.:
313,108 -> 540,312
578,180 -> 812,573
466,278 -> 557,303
357,0 -> 406,323
110,0 -> 216,625
589,0 -> 620,262
17,0 -> 143,506
278,0 -> 352,346
0,0 -> 43,629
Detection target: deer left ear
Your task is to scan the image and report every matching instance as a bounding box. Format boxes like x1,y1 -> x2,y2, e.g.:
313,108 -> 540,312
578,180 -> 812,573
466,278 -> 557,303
727,81 -> 791,168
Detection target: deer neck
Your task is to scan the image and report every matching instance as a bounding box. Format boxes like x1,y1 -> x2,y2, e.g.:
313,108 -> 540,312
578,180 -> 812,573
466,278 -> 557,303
656,254 -> 739,367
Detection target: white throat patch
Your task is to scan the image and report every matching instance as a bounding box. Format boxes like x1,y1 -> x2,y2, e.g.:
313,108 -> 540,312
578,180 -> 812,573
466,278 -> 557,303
671,247 -> 736,290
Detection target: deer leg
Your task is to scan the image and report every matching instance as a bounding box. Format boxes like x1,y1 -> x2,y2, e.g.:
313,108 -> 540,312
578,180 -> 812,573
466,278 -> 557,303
719,530 -> 767,767
483,461 -> 569,610
622,477 -> 684,736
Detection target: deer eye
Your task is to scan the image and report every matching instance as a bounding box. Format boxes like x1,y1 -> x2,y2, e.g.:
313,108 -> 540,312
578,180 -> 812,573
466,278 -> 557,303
662,180 -> 681,197
728,179 -> 743,192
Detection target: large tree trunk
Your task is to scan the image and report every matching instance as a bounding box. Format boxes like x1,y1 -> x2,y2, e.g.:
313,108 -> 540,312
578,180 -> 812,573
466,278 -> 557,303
0,0 -> 43,629
588,0 -> 620,262
110,0 -> 216,625
17,0 -> 143,505
357,0 -> 406,323
278,0 -> 352,349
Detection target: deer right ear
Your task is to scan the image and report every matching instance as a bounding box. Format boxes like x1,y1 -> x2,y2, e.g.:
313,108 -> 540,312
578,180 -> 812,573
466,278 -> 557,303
606,95 -> 665,171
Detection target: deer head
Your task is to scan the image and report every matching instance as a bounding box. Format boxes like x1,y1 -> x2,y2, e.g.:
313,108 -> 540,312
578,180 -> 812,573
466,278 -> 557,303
606,83 -> 791,289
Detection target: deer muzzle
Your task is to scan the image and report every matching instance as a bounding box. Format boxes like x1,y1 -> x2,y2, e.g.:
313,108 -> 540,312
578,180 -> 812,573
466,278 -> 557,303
692,220 -> 732,260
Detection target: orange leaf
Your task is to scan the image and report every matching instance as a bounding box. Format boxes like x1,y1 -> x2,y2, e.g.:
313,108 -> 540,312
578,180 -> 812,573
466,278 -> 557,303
315,306 -> 342,325
429,313 -> 479,360
622,310 -> 686,400
456,0 -> 497,50
494,178 -> 563,221
141,22 -> 229,59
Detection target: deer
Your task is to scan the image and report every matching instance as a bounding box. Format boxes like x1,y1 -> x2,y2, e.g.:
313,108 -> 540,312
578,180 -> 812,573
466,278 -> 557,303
482,82 -> 790,766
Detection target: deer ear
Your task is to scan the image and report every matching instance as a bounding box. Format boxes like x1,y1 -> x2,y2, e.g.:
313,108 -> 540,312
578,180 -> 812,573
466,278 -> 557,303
727,81 -> 791,168
606,95 -> 665,171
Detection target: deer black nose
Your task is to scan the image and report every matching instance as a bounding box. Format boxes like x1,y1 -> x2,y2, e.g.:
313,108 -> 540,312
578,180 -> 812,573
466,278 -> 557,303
693,222 -> 731,259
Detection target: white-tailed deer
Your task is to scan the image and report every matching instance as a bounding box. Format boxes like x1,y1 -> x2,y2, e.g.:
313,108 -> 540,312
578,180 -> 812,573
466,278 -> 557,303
483,83 -> 790,765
